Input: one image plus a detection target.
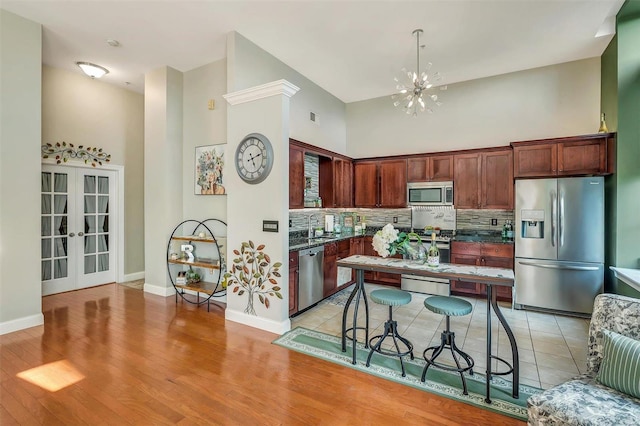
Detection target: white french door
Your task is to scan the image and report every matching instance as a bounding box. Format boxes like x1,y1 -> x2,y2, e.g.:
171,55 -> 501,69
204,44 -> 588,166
41,165 -> 117,295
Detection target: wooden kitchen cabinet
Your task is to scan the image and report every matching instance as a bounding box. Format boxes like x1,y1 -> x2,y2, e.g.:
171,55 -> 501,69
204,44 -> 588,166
450,241 -> 514,302
362,236 -> 401,287
512,133 -> 615,178
354,159 -> 407,208
454,149 -> 513,210
323,242 -> 338,297
350,236 -> 364,255
333,158 -> 353,207
289,144 -> 305,209
336,239 -> 354,289
289,251 -> 299,316
407,154 -> 454,182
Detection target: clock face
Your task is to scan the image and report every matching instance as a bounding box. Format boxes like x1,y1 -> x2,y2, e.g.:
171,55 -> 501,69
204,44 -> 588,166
235,133 -> 274,184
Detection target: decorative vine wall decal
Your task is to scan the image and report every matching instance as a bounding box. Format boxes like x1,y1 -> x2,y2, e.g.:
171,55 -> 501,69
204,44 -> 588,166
42,141 -> 111,167
224,240 -> 282,316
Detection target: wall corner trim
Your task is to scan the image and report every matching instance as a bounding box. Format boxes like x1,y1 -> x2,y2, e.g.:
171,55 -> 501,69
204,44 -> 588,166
225,309 -> 291,335
143,283 -> 176,297
0,313 -> 44,336
223,79 -> 300,105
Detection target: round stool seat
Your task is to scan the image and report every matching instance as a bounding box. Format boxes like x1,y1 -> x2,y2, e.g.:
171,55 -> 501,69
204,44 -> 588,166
370,289 -> 412,306
424,296 -> 472,316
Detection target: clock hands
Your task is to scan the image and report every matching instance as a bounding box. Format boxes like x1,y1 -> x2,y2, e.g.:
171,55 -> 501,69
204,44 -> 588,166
247,152 -> 262,169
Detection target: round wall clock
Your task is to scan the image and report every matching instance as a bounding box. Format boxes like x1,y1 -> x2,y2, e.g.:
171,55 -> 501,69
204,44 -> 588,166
235,133 -> 274,184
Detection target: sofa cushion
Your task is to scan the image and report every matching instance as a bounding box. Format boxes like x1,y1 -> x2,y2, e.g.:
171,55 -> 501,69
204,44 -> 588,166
597,330 -> 640,399
527,375 -> 640,426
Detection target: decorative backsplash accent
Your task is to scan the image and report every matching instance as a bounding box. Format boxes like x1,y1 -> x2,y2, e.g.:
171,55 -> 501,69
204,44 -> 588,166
456,209 -> 514,231
303,154 -> 319,207
289,208 -> 412,233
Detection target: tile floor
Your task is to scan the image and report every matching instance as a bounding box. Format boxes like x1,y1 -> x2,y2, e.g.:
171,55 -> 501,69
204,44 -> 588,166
291,283 -> 591,390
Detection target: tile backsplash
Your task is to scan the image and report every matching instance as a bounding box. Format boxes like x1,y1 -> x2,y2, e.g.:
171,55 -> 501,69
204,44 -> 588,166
456,209 -> 514,231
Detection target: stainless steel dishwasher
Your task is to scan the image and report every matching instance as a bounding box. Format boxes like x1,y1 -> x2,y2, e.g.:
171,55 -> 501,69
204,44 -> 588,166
298,245 -> 325,311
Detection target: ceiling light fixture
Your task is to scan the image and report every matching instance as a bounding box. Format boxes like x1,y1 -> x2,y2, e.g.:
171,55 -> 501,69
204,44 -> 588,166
76,62 -> 109,79
392,29 -> 447,116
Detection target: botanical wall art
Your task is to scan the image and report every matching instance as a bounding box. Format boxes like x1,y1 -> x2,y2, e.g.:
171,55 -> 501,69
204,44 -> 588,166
195,144 -> 226,195
224,240 -> 282,316
41,141 -> 111,167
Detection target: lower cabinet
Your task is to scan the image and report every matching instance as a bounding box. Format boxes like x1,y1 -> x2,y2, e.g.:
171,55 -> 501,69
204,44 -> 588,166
363,236 -> 401,287
289,251 -> 299,316
323,242 -> 337,297
450,241 -> 514,302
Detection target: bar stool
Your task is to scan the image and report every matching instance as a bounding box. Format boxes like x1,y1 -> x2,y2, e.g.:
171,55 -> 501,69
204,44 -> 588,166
365,289 -> 414,377
421,295 -> 475,395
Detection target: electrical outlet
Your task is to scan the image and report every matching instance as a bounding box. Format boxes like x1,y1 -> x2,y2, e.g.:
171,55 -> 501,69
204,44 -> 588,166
491,218 -> 498,226
393,216 -> 398,223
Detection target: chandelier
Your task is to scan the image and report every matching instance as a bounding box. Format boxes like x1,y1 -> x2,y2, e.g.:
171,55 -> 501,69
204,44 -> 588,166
392,29 -> 447,116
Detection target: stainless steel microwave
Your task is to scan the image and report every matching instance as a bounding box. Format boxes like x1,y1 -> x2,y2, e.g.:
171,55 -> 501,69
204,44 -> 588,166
407,181 -> 454,206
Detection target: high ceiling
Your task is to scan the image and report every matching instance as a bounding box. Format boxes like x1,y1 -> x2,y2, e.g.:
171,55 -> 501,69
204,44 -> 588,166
1,0 -> 624,103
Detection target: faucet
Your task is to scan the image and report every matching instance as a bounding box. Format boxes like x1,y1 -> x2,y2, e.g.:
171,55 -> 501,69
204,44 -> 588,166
308,214 -> 320,238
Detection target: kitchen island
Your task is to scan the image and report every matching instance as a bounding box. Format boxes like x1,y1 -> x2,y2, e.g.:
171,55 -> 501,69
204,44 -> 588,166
336,255 -> 518,404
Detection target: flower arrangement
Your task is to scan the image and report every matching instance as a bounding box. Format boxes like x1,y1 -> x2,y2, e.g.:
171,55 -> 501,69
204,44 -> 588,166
372,224 -> 423,258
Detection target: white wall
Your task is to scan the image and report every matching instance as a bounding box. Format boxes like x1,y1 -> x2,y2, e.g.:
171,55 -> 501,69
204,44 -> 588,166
347,58 -> 601,158
182,59 -> 228,221
42,66 -> 145,275
0,10 -> 43,333
228,32 -> 347,154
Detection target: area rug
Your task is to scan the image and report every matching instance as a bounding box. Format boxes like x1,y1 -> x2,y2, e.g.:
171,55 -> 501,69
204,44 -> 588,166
273,327 -> 542,421
321,284 -> 355,307
118,279 -> 144,290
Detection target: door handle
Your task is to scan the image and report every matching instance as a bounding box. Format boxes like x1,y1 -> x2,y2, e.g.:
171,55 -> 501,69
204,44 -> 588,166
69,232 -> 75,237
551,191 -> 557,247
559,191 -> 564,247
78,232 -> 85,236
518,261 -> 599,271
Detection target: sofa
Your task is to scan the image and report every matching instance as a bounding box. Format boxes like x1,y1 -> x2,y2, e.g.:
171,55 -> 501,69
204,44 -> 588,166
527,293 -> 640,425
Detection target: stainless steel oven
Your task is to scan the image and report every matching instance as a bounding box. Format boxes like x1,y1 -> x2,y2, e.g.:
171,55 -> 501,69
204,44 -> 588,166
401,239 -> 451,296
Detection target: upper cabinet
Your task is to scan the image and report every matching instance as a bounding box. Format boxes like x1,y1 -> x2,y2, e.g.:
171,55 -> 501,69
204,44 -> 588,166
354,159 -> 407,208
511,133 -> 615,178
407,154 -> 454,182
289,144 -> 305,209
333,158 -> 353,207
454,149 -> 513,210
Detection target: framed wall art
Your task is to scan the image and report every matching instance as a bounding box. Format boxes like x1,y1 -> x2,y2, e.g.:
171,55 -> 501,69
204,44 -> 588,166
195,144 -> 226,195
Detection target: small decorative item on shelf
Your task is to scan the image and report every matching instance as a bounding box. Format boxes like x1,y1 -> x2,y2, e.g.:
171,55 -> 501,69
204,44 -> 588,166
198,231 -> 207,239
176,271 -> 187,285
170,252 -> 179,260
185,267 -> 201,284
372,223 -> 424,260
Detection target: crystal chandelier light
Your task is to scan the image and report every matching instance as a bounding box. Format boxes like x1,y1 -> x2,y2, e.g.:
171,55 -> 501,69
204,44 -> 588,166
392,29 -> 447,116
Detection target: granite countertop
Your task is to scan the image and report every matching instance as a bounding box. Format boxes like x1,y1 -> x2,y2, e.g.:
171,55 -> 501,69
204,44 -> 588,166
289,232 -> 362,251
452,231 -> 514,245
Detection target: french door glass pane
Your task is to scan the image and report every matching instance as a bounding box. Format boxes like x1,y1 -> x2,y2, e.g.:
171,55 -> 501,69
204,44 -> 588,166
42,194 -> 51,214
98,196 -> 109,213
98,254 -> 109,272
42,238 -> 52,258
84,235 -> 96,254
84,195 -> 96,213
54,216 -> 67,235
54,195 -> 67,214
84,176 -> 96,193
98,235 -> 109,251
54,173 -> 67,192
98,177 -> 109,194
42,260 -> 52,281
85,215 -> 96,233
42,216 -> 51,236
54,258 -> 68,279
98,215 -> 108,232
42,172 -> 51,192
85,255 -> 96,274
54,237 -> 67,257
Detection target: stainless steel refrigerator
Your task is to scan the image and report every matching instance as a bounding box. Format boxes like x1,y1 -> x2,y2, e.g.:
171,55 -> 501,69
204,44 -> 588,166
514,177 -> 604,315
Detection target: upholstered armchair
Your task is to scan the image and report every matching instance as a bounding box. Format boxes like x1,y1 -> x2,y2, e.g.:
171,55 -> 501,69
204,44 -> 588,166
527,293 -> 640,425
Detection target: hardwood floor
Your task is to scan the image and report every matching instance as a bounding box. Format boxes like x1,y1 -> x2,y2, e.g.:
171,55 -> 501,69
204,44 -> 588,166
1,284 -> 524,425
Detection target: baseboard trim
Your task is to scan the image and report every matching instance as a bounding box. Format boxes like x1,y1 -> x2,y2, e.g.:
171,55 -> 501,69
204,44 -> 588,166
225,309 -> 291,335
143,283 -> 175,297
123,271 -> 144,282
0,313 -> 44,336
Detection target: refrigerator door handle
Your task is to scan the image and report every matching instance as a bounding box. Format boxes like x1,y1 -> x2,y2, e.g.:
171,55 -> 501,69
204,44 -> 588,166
551,191 -> 557,247
559,191 -> 565,247
517,261 -> 600,272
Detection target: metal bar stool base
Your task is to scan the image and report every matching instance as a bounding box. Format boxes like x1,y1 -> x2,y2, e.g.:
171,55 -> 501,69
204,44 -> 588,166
421,329 -> 475,395
365,314 -> 414,377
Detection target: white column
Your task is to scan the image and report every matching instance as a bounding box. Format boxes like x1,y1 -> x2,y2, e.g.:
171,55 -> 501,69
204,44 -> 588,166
223,80 -> 299,334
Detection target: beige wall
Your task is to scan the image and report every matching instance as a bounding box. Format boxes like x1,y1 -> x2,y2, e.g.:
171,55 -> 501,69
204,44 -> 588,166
42,66 -> 145,276
346,58 -> 601,158
0,10 -> 43,333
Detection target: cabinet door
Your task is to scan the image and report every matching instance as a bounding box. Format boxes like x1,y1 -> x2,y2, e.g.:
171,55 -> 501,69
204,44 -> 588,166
289,251 -> 299,316
454,153 -> 481,209
407,157 -> 429,182
334,158 -> 353,207
323,243 -> 338,297
450,253 -> 482,295
513,144 -> 557,178
482,256 -> 514,302
557,140 -> 606,176
350,236 -> 364,255
289,145 -> 305,209
482,150 -> 514,209
379,160 -> 407,207
429,155 -> 454,181
354,162 -> 378,207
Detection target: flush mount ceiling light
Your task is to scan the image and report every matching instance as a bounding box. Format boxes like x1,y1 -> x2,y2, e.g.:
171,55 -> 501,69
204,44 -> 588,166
392,29 -> 447,116
76,62 -> 109,79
